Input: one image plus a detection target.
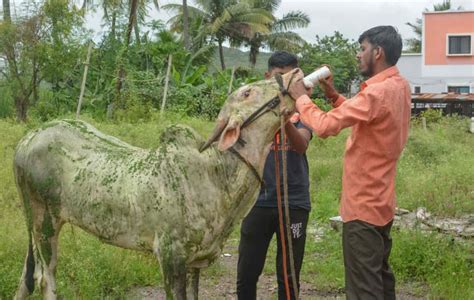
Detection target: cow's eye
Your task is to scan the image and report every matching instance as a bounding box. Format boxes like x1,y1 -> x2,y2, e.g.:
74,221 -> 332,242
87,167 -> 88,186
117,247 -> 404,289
243,89 -> 251,98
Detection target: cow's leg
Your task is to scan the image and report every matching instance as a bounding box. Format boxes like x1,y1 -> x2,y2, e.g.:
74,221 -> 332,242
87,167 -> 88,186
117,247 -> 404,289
15,202 -> 63,300
161,258 -> 187,300
30,201 -> 63,299
186,268 -> 199,300
154,233 -> 187,300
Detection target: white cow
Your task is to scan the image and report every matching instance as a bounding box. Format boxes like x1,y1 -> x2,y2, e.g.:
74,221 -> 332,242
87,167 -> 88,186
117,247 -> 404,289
13,69 -> 301,299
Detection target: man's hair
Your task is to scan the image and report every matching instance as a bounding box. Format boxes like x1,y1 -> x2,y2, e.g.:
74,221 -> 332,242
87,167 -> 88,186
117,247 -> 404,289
268,50 -> 298,70
358,26 -> 402,66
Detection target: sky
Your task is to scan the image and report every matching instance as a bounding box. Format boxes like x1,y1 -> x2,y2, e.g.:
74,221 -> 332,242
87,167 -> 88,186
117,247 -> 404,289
275,0 -> 473,43
81,0 -> 473,46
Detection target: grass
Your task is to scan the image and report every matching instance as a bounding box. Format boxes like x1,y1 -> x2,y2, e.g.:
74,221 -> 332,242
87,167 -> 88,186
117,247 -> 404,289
0,113 -> 473,298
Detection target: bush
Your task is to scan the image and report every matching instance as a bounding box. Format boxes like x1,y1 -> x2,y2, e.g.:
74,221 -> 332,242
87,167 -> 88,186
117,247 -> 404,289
0,84 -> 13,118
420,108 -> 443,124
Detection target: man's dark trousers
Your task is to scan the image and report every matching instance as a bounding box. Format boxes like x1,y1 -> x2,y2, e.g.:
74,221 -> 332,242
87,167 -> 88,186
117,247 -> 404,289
342,220 -> 395,300
237,207 -> 309,300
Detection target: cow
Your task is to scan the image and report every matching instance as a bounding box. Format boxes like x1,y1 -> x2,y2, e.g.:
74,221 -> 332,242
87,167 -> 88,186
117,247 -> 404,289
13,69 -> 302,300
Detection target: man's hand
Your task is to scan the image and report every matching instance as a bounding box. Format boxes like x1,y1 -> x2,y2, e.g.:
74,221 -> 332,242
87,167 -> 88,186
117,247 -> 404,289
319,75 -> 339,102
288,69 -> 310,101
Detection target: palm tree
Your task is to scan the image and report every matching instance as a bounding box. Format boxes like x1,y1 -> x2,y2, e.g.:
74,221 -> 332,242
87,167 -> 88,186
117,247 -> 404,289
240,1 -> 310,68
182,0 -> 190,50
405,0 -> 461,52
111,0 -> 159,107
164,0 -> 273,70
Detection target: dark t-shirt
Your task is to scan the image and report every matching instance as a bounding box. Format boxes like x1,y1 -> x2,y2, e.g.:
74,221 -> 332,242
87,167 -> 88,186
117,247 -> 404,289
255,121 -> 311,211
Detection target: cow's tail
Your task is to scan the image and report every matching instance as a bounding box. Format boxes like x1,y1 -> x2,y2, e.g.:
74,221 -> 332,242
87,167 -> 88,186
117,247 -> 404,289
15,235 -> 35,299
25,238 -> 35,293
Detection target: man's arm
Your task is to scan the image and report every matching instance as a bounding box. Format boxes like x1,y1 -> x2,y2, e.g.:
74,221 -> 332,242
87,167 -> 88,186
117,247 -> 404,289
285,122 -> 311,154
289,77 -> 384,138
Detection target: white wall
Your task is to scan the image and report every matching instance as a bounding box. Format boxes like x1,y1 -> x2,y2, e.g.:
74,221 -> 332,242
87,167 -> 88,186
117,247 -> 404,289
397,54 -> 474,93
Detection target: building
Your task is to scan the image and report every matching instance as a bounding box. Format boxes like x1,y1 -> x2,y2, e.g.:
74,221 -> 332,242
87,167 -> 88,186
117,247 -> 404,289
398,10 -> 474,94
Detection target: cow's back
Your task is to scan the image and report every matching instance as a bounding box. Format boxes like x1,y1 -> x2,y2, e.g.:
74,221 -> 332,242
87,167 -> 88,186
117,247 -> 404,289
13,120 -> 164,248
13,120 -> 228,254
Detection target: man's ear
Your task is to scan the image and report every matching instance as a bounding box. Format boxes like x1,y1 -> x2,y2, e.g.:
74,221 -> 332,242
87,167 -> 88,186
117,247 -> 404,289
374,46 -> 384,61
264,71 -> 271,80
217,116 -> 242,151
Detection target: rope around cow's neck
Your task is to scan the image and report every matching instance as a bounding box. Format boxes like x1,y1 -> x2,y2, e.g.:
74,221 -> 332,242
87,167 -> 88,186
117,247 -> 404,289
275,92 -> 299,300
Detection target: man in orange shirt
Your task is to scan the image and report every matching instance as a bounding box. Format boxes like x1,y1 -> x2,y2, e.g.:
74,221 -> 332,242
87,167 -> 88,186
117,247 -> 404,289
288,26 -> 411,299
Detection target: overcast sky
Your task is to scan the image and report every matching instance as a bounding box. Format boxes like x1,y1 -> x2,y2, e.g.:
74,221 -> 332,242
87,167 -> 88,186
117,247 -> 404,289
83,0 -> 473,46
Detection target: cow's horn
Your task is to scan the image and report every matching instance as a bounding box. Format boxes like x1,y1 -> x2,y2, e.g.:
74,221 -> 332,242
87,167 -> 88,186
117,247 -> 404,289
199,119 -> 227,152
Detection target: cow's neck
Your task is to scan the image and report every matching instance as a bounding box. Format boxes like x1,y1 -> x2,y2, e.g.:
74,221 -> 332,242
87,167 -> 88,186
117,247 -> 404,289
236,132 -> 273,175
220,129 -> 274,195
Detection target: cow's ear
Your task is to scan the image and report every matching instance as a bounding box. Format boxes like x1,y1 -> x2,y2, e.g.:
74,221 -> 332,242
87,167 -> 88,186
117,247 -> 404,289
217,117 -> 242,151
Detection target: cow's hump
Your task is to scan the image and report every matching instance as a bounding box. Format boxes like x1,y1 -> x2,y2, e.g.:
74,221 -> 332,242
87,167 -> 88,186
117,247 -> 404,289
159,124 -> 204,149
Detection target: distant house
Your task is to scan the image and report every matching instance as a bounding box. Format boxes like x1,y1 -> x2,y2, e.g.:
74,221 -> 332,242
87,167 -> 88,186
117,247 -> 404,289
398,10 -> 474,94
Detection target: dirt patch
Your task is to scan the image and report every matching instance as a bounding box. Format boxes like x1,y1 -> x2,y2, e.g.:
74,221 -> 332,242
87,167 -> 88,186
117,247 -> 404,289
127,241 -> 426,299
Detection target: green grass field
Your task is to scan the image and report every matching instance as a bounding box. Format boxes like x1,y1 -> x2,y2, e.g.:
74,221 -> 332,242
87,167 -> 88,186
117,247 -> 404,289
0,113 -> 473,298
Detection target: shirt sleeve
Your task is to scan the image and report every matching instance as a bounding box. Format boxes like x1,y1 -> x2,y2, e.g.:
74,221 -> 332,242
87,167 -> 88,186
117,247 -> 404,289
295,86 -> 385,138
332,94 -> 346,108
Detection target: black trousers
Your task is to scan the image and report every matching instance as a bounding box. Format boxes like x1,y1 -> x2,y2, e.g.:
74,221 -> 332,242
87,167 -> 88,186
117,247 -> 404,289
342,220 -> 395,300
237,206 -> 309,300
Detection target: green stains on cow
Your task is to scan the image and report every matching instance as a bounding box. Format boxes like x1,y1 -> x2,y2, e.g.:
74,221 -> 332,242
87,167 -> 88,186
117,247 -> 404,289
40,120 -> 62,131
160,124 -> 202,149
128,159 -> 145,173
33,177 -> 61,218
63,119 -> 90,135
187,229 -> 204,246
157,234 -> 187,297
101,173 -> 117,186
16,168 -> 35,232
40,211 -> 55,264
74,168 -> 87,183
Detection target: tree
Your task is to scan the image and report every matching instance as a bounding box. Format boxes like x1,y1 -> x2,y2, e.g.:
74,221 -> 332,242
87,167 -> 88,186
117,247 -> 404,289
0,0 -> 85,121
2,0 -> 10,22
240,0 -> 309,68
405,0 -> 461,53
299,31 -> 359,95
0,19 -> 39,121
182,0 -> 190,50
164,0 -> 273,70
114,0 -> 138,105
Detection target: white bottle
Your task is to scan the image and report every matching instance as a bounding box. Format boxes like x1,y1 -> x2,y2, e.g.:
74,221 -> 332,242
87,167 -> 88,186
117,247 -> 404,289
303,66 -> 332,88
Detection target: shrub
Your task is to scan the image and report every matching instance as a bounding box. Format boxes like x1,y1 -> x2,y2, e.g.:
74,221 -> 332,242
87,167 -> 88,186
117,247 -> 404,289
0,84 -> 13,118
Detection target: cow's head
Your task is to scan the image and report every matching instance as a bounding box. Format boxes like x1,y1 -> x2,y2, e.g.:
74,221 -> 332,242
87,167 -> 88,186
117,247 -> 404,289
200,68 -> 302,152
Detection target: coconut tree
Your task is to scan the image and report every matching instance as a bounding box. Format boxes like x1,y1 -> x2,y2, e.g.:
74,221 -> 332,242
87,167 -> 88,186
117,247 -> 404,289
182,0 -> 190,50
238,0 -> 309,68
248,13 -> 309,68
164,0 -> 273,70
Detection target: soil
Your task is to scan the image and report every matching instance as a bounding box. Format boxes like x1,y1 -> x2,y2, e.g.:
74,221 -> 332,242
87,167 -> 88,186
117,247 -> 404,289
127,241 -> 426,300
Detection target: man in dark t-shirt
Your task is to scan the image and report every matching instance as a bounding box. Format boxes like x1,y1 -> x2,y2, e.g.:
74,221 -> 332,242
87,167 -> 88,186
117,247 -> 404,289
236,51 -> 312,300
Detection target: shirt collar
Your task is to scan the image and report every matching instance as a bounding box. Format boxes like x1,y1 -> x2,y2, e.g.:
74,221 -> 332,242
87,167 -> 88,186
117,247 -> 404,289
360,66 -> 400,90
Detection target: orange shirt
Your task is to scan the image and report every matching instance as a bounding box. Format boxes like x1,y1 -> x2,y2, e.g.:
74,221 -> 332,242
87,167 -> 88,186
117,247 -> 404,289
295,66 -> 411,226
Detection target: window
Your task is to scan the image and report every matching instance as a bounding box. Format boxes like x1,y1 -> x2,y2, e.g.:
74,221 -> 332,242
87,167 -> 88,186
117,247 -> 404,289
447,35 -> 471,55
448,86 -> 470,93
414,86 -> 421,93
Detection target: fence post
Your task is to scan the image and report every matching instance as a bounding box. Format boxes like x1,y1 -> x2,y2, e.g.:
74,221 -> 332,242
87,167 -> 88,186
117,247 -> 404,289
160,54 -> 173,116
470,117 -> 474,134
422,117 -> 427,131
228,66 -> 236,95
76,42 -> 93,119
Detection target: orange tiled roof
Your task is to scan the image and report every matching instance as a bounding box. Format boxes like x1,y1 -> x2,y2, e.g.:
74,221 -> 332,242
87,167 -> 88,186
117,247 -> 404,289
412,93 -> 474,101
